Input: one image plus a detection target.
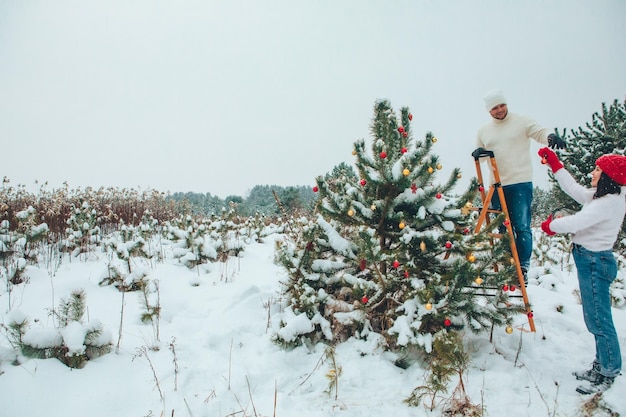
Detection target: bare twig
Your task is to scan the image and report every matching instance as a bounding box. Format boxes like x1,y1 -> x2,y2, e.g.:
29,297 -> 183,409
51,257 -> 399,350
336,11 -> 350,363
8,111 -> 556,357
230,392 -> 249,417
137,346 -> 164,401
262,297 -> 272,333
513,325 -> 524,367
228,338 -> 233,390
116,287 -> 126,354
271,190 -> 294,235
155,280 -> 161,342
183,397 -> 195,417
169,337 -> 179,391
524,364 -> 558,416
273,380 -> 278,417
245,376 -> 258,417
290,348 -> 328,394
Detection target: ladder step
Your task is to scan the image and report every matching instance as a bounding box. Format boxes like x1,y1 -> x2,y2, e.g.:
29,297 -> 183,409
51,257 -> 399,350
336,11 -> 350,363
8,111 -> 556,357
462,286 -> 525,298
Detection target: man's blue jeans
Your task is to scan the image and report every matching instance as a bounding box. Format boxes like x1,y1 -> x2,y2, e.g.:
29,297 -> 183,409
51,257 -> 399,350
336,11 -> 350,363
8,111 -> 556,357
573,243 -> 621,377
490,182 -> 533,270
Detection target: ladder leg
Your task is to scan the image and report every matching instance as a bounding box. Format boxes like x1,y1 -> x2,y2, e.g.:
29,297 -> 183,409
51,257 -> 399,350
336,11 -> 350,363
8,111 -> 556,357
495,186 -> 536,332
472,151 -> 536,333
474,186 -> 495,234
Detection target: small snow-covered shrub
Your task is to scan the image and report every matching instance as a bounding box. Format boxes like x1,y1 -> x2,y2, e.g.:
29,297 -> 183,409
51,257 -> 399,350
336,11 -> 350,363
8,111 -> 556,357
9,290 -> 112,369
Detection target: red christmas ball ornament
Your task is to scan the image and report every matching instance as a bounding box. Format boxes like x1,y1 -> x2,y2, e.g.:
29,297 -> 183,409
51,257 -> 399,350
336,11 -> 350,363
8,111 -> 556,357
361,296 -> 369,304
478,185 -> 484,192
398,126 -> 405,133
392,259 -> 400,269
402,132 -> 408,138
359,179 -> 366,186
502,284 -> 509,292
436,193 -> 442,199
411,183 -> 417,194
444,318 -> 451,327
359,259 -> 367,271
401,147 -> 408,154
463,228 -> 470,235
379,151 -> 387,159
313,186 -> 319,193
510,285 -> 517,292
408,113 -> 413,121
404,270 -> 409,278
445,241 -> 452,249
527,311 -> 534,318
503,219 -> 510,227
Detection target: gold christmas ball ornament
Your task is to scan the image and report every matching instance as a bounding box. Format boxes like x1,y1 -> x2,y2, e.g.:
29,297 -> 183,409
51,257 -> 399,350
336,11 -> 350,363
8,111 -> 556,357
427,166 -> 434,174
505,326 -> 514,334
509,257 -> 516,265
462,201 -> 473,215
348,209 -> 355,217
457,173 -> 462,179
403,168 -> 410,176
420,241 -> 426,252
425,302 -> 433,310
467,254 -> 476,263
436,163 -> 442,170
399,220 -> 406,229
474,276 -> 483,285
432,137 -> 438,143
352,149 -> 357,156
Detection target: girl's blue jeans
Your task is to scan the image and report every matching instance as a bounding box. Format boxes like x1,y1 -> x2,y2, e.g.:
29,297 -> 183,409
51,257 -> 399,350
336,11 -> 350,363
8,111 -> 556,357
573,243 -> 621,377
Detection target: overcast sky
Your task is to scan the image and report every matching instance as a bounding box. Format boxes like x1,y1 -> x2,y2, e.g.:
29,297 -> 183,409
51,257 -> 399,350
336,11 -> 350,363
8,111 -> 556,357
1,0 -> 625,198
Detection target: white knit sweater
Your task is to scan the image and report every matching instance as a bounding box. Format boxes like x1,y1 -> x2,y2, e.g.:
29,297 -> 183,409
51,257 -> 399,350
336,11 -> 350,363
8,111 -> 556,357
550,169 -> 626,252
476,112 -> 550,186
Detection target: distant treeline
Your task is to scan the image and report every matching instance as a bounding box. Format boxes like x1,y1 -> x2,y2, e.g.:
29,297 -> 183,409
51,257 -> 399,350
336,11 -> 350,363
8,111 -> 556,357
167,184 -> 317,217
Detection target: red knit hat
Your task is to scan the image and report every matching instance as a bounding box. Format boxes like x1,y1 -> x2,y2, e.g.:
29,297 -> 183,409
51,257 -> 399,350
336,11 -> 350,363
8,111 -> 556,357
596,154 -> 626,185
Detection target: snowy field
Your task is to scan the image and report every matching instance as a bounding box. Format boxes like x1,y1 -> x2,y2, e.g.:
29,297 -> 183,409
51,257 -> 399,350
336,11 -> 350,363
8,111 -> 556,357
1,232 -> 625,417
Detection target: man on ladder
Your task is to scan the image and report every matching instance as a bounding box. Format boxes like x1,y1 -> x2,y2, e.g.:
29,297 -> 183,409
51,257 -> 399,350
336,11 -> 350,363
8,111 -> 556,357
474,89 -> 566,283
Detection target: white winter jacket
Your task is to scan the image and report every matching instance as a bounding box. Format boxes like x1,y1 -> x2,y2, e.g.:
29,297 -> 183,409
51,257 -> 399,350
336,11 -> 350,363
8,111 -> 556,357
549,169 -> 626,252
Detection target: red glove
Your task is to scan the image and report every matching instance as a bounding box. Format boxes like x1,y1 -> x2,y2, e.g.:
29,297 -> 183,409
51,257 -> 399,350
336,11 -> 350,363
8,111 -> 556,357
538,147 -> 563,173
541,215 -> 555,236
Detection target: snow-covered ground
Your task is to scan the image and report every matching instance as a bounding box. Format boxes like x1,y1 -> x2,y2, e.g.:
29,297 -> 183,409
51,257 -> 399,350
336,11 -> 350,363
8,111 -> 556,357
1,232 -> 625,417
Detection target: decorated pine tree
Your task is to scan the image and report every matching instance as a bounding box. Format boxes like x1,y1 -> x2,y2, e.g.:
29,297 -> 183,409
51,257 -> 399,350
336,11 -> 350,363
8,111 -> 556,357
275,100 -> 524,353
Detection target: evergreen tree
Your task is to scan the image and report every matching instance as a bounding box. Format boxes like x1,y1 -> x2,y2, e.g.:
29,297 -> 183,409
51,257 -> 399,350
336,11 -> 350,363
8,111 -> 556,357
244,185 -> 279,215
530,186 -> 555,226
275,100 -> 523,352
549,97 -> 626,252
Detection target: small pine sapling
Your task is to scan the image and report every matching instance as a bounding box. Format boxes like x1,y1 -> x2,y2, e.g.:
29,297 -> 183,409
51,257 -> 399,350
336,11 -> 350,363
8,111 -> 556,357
17,289 -> 112,368
405,331 -> 481,415
324,345 -> 342,400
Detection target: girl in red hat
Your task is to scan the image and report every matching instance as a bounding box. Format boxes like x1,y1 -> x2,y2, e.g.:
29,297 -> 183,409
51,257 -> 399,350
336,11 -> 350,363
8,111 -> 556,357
539,147 -> 625,395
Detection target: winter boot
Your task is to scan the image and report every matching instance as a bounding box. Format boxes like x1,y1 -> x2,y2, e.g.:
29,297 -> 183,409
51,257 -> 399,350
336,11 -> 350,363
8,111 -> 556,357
573,362 -> 600,382
575,373 -> 615,395
521,267 -> 528,285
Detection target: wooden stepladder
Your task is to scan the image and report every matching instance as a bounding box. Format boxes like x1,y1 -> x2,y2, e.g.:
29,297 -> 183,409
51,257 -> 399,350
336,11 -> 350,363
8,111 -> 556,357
472,148 -> 536,332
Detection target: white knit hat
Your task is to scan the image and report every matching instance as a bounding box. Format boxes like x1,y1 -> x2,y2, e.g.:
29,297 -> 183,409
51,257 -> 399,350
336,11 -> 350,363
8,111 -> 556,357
483,89 -> 507,110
